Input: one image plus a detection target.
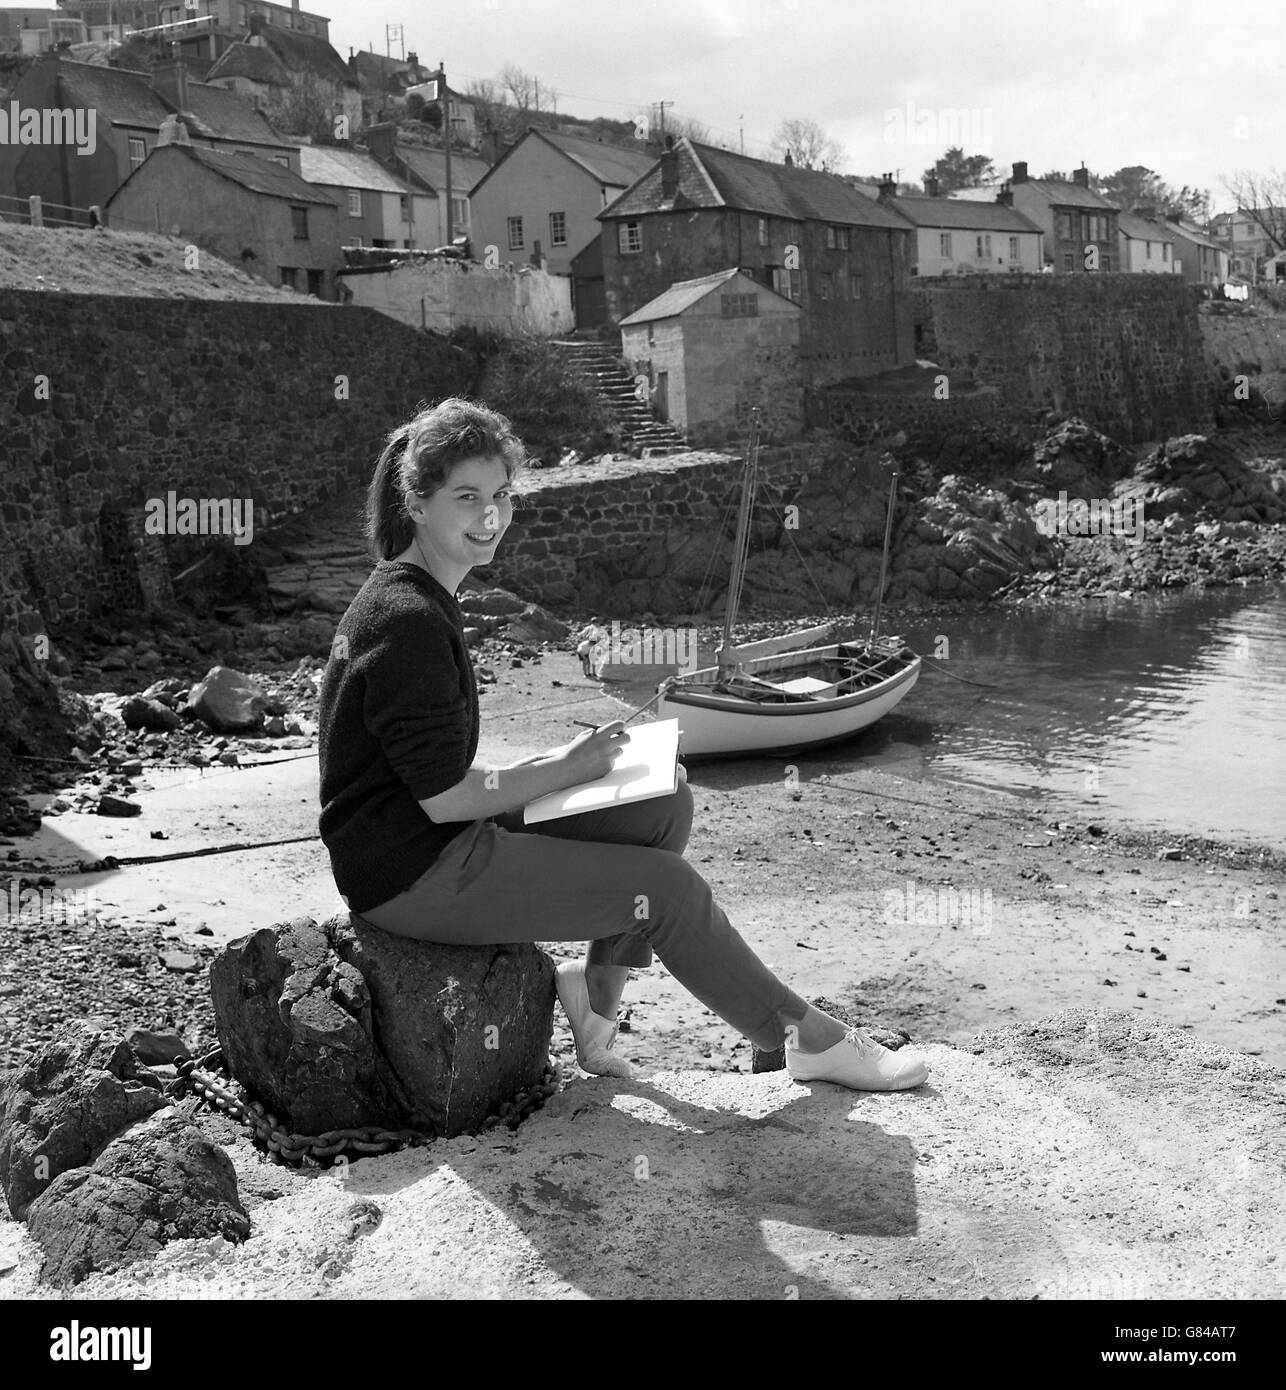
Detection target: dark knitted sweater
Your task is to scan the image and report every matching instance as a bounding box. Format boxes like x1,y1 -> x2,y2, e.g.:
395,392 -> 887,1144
317,560 -> 479,913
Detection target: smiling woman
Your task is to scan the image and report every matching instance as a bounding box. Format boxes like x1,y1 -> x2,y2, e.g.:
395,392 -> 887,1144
315,396 -> 930,1093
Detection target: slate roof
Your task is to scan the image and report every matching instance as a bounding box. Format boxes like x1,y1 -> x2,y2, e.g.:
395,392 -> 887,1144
131,145 -> 339,205
54,58 -> 287,146
1020,178 -> 1118,211
258,22 -> 356,88
1117,211 -> 1175,242
206,42 -> 292,88
57,60 -> 172,128
178,81 -> 287,143
618,267 -> 798,325
887,195 -> 1042,234
469,127 -> 653,200
603,137 -> 909,231
396,145 -> 491,195
1161,219 -> 1223,252
299,144 -> 408,194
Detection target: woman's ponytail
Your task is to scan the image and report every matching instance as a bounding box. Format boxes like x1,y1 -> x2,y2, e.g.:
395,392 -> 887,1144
364,424 -> 413,560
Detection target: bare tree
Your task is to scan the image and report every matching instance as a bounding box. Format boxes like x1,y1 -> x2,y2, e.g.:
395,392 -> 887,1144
263,72 -> 341,145
1220,169 -> 1286,256
771,117 -> 846,173
499,64 -> 538,112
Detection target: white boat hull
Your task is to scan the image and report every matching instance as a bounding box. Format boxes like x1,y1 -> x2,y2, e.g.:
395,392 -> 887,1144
656,642 -> 921,758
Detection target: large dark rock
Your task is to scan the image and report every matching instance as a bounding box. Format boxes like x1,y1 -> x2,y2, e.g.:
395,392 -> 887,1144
209,913 -> 555,1138
25,1112 -> 250,1288
0,1020 -> 168,1219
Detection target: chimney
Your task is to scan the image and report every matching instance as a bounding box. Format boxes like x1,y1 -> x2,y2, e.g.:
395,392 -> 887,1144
1135,204 -> 1157,220
156,113 -> 190,147
660,137 -> 679,200
878,171 -> 896,199
995,181 -> 1013,207
152,57 -> 190,113
1072,165 -> 1089,188
248,14 -> 264,37
363,122 -> 397,167
1011,161 -> 1028,184
783,151 -> 793,167
924,173 -> 940,198
407,51 -> 418,67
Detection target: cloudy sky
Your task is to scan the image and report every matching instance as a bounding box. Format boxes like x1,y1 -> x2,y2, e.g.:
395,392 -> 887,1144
324,0 -> 1284,211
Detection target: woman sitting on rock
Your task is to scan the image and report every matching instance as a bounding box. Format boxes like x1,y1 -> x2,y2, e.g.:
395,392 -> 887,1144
317,396 -> 929,1092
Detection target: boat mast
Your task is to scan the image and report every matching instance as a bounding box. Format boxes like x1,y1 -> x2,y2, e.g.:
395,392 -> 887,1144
868,466 -> 899,646
716,407 -> 760,678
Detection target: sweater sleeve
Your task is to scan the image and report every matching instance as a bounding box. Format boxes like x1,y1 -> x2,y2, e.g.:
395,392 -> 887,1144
361,607 -> 472,802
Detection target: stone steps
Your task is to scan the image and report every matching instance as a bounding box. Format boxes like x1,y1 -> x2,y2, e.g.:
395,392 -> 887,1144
551,339 -> 688,454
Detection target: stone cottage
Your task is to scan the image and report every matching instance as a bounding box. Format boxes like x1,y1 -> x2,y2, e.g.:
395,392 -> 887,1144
598,137 -> 915,388
618,267 -> 802,447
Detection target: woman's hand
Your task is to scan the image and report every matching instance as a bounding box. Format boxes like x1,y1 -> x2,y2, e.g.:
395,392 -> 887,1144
553,720 -> 628,785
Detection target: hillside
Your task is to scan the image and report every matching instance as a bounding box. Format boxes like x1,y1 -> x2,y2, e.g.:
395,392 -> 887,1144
0,224 -> 314,302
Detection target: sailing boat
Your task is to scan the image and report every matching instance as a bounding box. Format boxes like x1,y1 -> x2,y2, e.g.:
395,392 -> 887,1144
653,408 -> 921,758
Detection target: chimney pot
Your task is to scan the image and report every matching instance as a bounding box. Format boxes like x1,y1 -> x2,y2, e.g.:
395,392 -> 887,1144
1011,161 -> 1028,184
784,151 -> 793,166
878,174 -> 896,199
925,173 -> 940,198
1073,165 -> 1089,187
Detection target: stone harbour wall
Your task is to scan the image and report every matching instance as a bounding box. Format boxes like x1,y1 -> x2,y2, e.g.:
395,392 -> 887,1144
0,289 -> 475,762
907,273 -> 1216,444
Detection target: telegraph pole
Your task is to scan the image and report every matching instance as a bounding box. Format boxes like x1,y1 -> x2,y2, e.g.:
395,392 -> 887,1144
440,60 -> 453,245
657,100 -> 673,145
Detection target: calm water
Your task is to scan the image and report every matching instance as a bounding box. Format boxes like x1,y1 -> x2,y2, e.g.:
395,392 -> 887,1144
607,584 -> 1286,845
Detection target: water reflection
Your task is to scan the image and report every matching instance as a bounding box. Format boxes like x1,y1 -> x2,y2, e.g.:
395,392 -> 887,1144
601,585 -> 1286,843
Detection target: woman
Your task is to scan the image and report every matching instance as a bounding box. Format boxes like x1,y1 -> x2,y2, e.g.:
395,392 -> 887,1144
317,397 -> 929,1092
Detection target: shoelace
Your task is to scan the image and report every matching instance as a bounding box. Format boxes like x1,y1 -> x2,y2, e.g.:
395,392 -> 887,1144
843,1028 -> 882,1058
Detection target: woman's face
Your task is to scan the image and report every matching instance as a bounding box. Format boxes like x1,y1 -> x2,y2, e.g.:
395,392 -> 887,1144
413,454 -> 514,571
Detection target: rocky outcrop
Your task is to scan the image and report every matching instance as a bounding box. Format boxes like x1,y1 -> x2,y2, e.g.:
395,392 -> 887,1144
0,1020 -> 168,1219
1125,434 -> 1286,524
209,914 -> 556,1138
25,1111 -> 250,1288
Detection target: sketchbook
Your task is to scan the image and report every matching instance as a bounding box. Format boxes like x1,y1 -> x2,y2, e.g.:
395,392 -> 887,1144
522,719 -> 681,825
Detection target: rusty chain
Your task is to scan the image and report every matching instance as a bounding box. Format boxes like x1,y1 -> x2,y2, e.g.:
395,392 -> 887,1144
161,1046 -> 562,1167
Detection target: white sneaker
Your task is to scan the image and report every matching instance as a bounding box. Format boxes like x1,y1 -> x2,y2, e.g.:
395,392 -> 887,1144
786,1027 -> 929,1091
554,962 -> 633,1080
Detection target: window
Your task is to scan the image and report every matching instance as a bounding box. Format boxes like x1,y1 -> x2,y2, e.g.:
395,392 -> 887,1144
850,271 -> 863,299
618,221 -> 642,254
398,193 -> 408,219
291,206 -> 309,239
826,225 -> 834,248
976,233 -> 992,259
758,217 -> 768,246
272,155 -> 289,167
1163,243 -> 1170,262
550,211 -> 567,246
347,189 -> 362,217
1146,241 -> 1152,260
452,196 -> 468,228
307,269 -> 323,297
1063,252 -> 1074,272
819,270 -> 833,299
128,137 -> 146,169
279,266 -> 297,290
789,221 -> 802,243
939,231 -> 951,258
1101,254 -> 1111,272
833,226 -> 849,250
1008,235 -> 1019,260
507,215 -> 524,249
1055,211 -> 1070,241
720,293 -> 759,317
771,266 -> 801,300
